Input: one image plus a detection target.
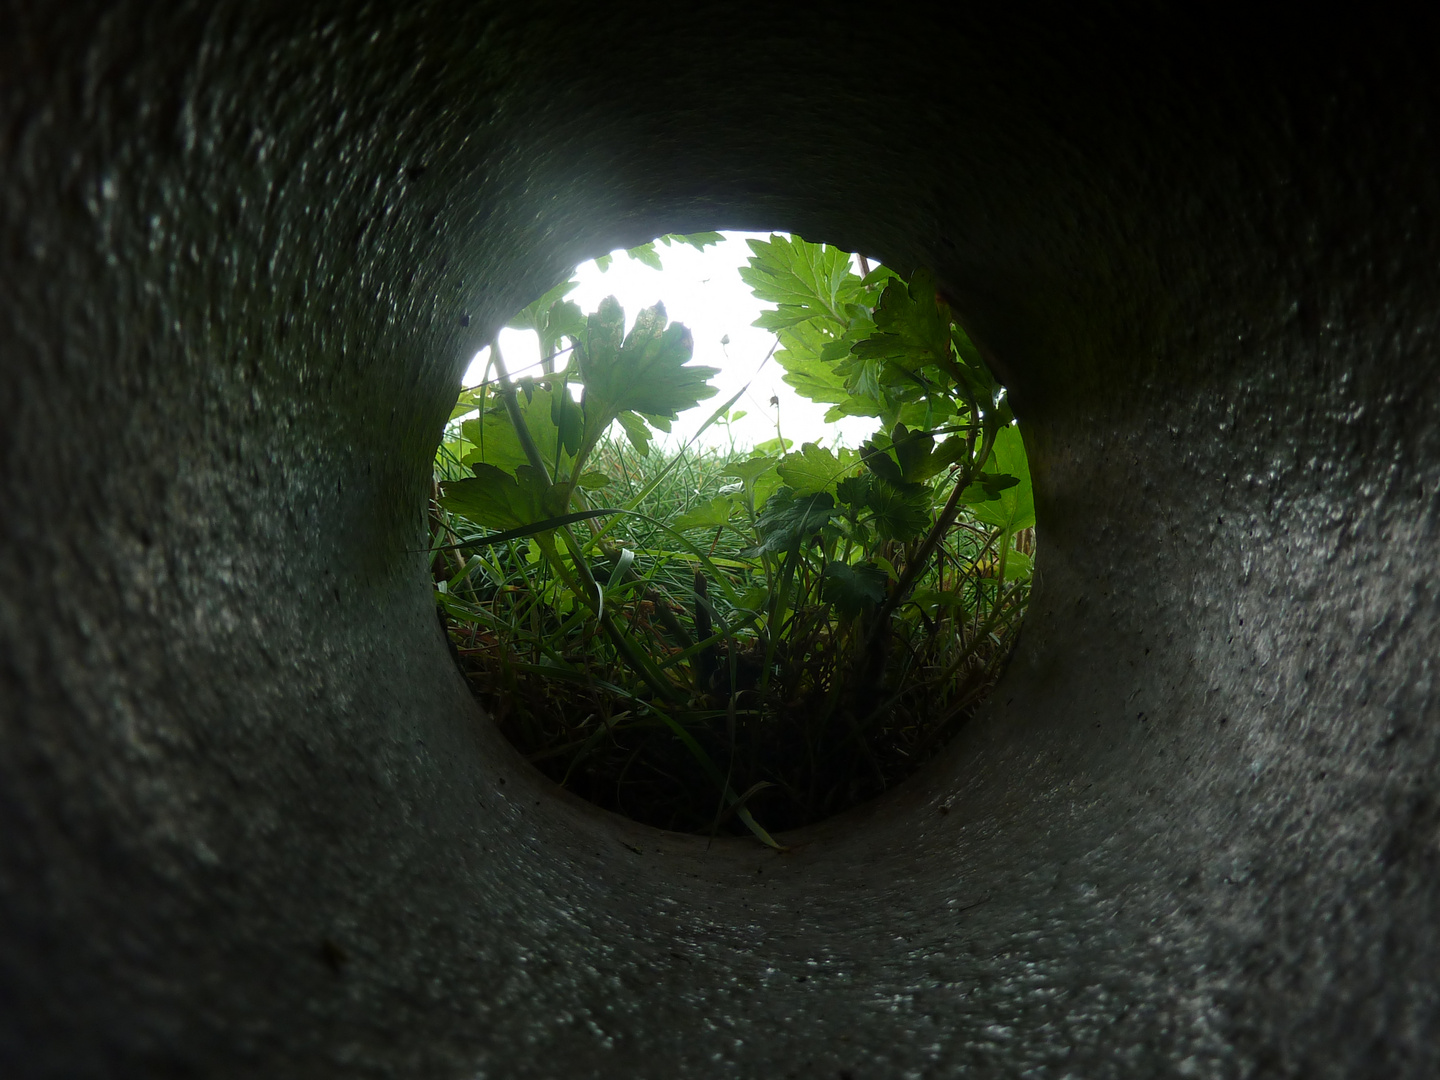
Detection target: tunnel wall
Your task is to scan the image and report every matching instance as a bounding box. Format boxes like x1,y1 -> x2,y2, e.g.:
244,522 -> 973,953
2,4 -> 1438,1077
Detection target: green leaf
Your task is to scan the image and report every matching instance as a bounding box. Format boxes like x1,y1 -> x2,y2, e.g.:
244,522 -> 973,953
776,442 -> 861,496
671,495 -> 736,532
849,269 -> 954,374
999,549 -> 1033,581
772,319 -> 845,385
440,464 -> 551,532
438,437 -> 476,467
950,321 -> 987,371
845,474 -> 931,542
624,241 -> 663,271
576,471 -> 611,490
747,488 -> 837,556
821,560 -> 888,617
594,253 -> 613,272
542,300 -> 586,354
720,454 -> 779,485
740,234 -> 863,331
860,264 -> 902,289
960,471 -> 1020,502
822,396 -> 884,423
890,423 -> 931,480
890,424 -> 968,483
508,280 -> 588,361
578,298 -> 720,451
973,547 -> 1032,581
616,411 -> 654,456
550,382 -> 583,457
660,231 -> 724,252
752,436 -> 793,456
753,306 -> 820,333
968,426 -> 1034,533
752,470 -> 784,511
506,278 -> 579,334
450,385 -> 489,421
859,440 -> 903,485
835,474 -> 870,509
778,354 -> 850,406
720,455 -> 783,511
460,381 -> 574,477
736,584 -> 769,612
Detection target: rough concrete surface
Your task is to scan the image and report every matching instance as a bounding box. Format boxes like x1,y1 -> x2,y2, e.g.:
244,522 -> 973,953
2,4 -> 1438,1077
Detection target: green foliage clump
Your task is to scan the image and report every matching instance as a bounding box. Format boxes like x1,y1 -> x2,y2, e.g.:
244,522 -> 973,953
430,234 -> 1034,844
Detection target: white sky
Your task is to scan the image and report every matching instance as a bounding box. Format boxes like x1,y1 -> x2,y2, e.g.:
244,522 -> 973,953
461,231 -> 878,452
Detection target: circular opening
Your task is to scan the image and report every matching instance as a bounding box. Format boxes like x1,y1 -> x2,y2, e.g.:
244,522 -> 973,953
432,232 -> 1035,842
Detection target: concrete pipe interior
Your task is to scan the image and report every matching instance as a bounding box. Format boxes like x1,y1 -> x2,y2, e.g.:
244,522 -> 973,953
3,6 -> 1438,1077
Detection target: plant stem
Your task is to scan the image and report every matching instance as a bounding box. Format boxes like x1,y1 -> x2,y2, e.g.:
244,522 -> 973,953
492,343 -> 682,703
874,422 -> 1000,627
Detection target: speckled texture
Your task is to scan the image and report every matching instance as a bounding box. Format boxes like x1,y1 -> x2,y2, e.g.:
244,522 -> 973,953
2,5 -> 1438,1077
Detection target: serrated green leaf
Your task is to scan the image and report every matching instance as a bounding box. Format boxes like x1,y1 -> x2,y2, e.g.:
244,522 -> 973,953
849,269 -> 954,374
660,231 -> 724,252
960,471 -> 1020,502
779,354 -> 850,405
753,306 -> 819,332
616,411 -> 653,456
847,474 -> 931,542
819,335 -> 858,363
776,442 -> 861,496
671,495 -> 736,532
543,300 -> 586,353
440,464 -> 551,532
821,560 -> 888,617
752,470 -> 784,511
460,381 -> 574,477
753,436 -> 793,456
968,426 -> 1034,533
747,488 -> 837,555
720,455 -> 778,484
835,474 -> 869,508
578,298 -> 719,451
890,423 -> 932,481
507,283 -> 586,364
823,396 -> 884,423
973,547 -> 1032,581
860,264 -> 902,289
890,424 -> 968,483
625,241 -> 663,270
859,440 -> 904,485
507,278 -> 579,334
740,234 -> 863,331
773,315 -> 838,357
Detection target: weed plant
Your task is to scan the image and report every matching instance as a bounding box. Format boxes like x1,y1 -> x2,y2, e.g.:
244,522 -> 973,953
431,235 -> 1034,845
